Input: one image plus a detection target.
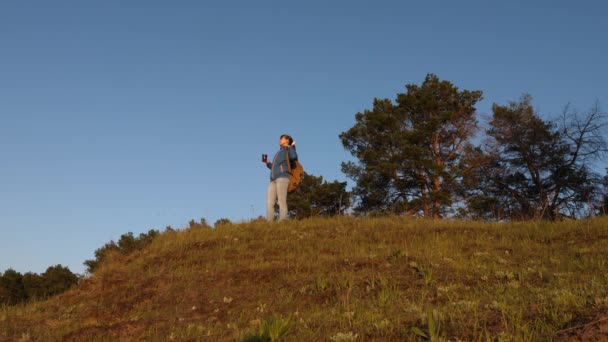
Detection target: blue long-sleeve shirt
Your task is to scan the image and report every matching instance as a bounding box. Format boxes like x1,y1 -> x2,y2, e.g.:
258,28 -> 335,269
266,145 -> 297,181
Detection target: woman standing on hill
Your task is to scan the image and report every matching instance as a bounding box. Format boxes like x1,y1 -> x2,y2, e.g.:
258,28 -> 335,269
262,134 -> 297,221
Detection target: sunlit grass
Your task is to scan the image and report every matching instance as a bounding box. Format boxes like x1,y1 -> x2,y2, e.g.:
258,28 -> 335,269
1,216 -> 607,340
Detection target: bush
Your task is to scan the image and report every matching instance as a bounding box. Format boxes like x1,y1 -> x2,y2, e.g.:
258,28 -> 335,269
84,229 -> 160,274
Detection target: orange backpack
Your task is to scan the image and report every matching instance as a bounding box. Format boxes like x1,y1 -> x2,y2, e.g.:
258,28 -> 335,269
286,149 -> 303,193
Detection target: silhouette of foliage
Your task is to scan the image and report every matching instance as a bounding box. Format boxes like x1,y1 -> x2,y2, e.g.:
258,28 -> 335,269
214,218 -> 232,227
22,272 -> 45,300
286,172 -> 351,219
189,218 -> 211,229
41,265 -> 79,298
0,269 -> 26,305
84,229 -> 160,274
0,265 -> 79,306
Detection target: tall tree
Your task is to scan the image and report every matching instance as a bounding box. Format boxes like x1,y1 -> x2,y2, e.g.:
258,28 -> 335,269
340,74 -> 482,217
467,95 -> 607,220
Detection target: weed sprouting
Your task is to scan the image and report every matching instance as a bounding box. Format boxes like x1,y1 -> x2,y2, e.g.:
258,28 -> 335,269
410,262 -> 434,286
377,288 -> 392,308
313,275 -> 329,293
388,249 -> 406,263
411,309 -> 443,341
243,315 -> 293,342
329,331 -> 358,341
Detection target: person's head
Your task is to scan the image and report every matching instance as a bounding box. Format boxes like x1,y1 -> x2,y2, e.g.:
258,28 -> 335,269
279,134 -> 293,146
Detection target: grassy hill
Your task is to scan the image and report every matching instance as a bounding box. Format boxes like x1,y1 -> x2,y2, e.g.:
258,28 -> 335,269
2,216 -> 608,341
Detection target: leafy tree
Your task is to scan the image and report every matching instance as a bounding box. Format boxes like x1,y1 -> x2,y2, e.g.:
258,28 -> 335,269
1,265 -> 78,305
41,265 -> 79,298
340,74 -> 482,217
465,95 -> 607,220
22,272 -> 46,300
0,269 -> 26,305
286,172 -> 350,219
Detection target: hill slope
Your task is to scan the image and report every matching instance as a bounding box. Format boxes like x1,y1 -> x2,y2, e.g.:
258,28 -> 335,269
2,216 -> 608,340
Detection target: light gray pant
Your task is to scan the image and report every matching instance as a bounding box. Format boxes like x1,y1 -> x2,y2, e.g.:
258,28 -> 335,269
267,177 -> 290,221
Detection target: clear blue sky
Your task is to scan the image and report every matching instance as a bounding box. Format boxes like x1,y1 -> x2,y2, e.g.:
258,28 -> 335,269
1,1 -> 606,275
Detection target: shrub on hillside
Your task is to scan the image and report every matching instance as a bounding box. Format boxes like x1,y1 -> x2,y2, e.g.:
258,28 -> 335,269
214,218 -> 232,227
0,265 -> 79,306
84,229 -> 160,274
0,269 -> 26,305
189,218 -> 211,229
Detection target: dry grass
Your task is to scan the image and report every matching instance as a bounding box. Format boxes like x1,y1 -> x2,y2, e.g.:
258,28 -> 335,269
1,216 -> 608,341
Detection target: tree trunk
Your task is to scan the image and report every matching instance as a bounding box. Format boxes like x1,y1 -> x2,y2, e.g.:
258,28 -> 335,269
431,133 -> 442,219
418,167 -> 430,217
432,174 -> 441,219
421,186 -> 430,217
